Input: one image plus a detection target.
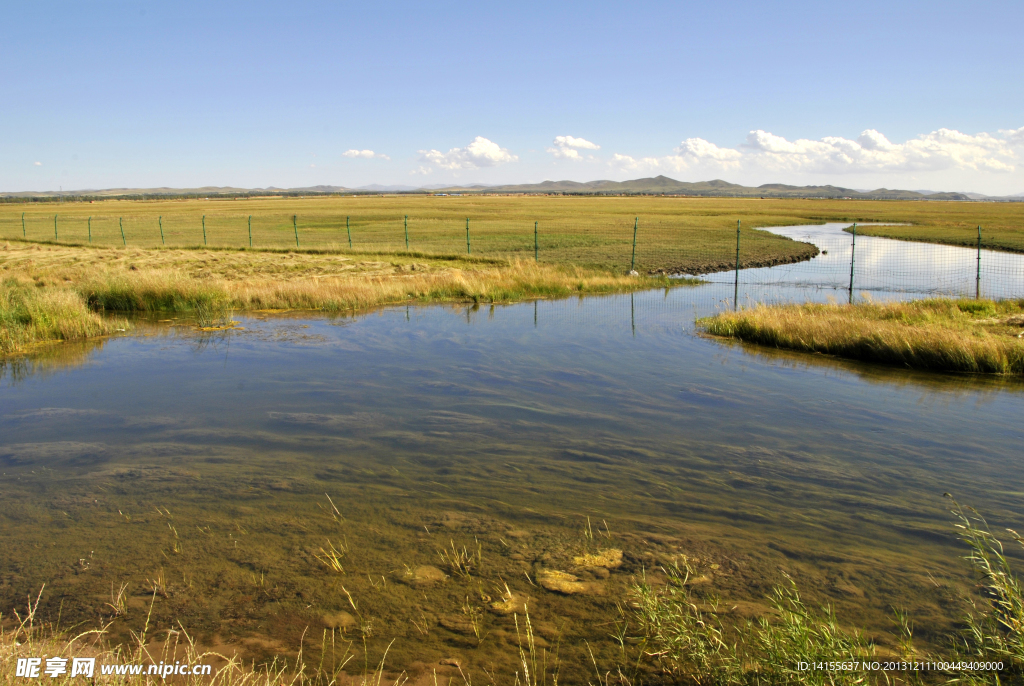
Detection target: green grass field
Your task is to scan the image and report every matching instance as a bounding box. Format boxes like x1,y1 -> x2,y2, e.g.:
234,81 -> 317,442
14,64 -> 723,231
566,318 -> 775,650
4,195 -> 1021,271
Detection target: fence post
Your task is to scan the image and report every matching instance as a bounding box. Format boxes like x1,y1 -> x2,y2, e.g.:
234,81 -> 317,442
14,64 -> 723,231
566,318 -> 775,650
848,223 -> 856,304
293,215 -> 299,247
976,225 -> 982,299
248,215 -> 252,248
119,218 -> 126,246
54,214 -> 58,240
630,217 -> 638,272
346,216 -> 352,248
88,216 -> 91,243
534,221 -> 538,262
734,220 -> 741,310
22,212 -> 25,238
202,215 -> 207,246
404,215 -> 409,250
159,216 -> 165,245
466,218 -> 471,254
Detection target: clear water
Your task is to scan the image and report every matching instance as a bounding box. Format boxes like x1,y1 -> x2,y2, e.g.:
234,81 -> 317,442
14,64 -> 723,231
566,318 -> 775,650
1,227 -> 1023,681
699,222 -> 1024,300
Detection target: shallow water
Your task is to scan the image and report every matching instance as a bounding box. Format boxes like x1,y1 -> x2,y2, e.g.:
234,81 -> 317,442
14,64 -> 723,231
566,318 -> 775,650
2,228 -> 1024,681
701,222 -> 1024,300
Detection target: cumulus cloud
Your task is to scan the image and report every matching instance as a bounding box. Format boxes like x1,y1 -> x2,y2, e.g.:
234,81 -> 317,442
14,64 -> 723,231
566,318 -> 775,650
33,161 -> 42,166
738,128 -> 1018,174
547,135 -> 600,160
417,136 -> 517,172
609,126 -> 1023,178
610,153 -> 660,170
343,149 -> 390,160
999,125 -> 1024,146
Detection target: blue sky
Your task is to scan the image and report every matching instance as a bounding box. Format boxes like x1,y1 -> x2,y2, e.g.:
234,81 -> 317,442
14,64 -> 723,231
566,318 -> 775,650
3,0 -> 1022,194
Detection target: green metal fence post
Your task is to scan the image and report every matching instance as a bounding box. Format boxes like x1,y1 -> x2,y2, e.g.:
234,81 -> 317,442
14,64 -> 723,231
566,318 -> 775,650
734,220 -> 740,310
248,215 -> 252,248
630,217 -> 638,273
88,216 -> 92,243
202,215 -> 207,246
22,212 -> 25,238
534,221 -> 538,262
54,214 -> 58,240
346,216 -> 352,248
848,223 -> 857,304
159,216 -> 165,245
404,215 -> 409,250
293,215 -> 299,247
466,218 -> 471,254
119,218 -> 126,246
976,225 -> 982,299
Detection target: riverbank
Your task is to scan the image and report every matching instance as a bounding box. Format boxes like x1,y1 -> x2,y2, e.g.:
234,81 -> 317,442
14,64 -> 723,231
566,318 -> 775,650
697,298 -> 1024,375
0,241 -> 690,356
851,221 -> 1024,254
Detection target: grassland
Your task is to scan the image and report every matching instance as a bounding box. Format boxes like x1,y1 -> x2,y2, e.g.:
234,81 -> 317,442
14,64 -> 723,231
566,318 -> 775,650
3,195 -> 1022,357
698,298 -> 1024,375
0,241 -> 694,355
4,195 -> 1022,270
848,208 -> 1024,253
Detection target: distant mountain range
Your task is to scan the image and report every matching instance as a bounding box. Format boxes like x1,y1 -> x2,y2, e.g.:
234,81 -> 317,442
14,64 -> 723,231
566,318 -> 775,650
3,176 -> 1021,201
444,176 -> 1023,201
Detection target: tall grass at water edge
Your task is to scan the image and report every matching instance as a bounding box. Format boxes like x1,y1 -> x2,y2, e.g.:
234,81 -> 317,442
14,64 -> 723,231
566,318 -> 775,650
0,260 -> 681,355
0,278 -> 126,355
698,298 -> 1024,376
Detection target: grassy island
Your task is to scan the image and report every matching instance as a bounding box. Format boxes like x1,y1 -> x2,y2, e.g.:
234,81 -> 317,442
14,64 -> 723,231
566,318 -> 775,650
0,241 -> 693,356
698,297 -> 1024,375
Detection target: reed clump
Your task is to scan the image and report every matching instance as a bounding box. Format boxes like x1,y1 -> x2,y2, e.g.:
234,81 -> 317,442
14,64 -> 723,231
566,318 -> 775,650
698,298 -> 1024,375
0,277 -> 126,355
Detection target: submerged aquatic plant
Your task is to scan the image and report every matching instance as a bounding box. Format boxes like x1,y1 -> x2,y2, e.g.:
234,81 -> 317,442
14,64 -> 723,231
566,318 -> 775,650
313,538 -> 348,574
437,539 -> 478,579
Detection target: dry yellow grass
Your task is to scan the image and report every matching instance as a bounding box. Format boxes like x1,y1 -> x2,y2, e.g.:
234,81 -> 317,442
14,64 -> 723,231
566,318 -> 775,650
0,242 -> 686,356
697,298 -> 1024,375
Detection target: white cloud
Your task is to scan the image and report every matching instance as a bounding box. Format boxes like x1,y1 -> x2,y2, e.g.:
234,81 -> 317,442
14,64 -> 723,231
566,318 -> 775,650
675,138 -> 743,162
343,149 -> 390,160
738,128 -> 1018,174
608,126 -> 1023,179
547,135 -> 600,160
609,153 -> 662,171
33,161 -> 42,166
999,125 -> 1024,146
417,136 -> 517,172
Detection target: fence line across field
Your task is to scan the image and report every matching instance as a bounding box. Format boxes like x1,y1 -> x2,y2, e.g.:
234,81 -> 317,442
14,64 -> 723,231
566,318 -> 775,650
3,213 -> 1023,301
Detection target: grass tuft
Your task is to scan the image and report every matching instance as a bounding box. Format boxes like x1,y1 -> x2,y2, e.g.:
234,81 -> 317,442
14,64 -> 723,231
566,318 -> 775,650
0,278 -> 126,355
698,298 -> 1024,375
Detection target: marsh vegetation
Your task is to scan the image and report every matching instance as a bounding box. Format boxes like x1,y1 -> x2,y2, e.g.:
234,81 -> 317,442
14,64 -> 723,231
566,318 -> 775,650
698,298 -> 1024,376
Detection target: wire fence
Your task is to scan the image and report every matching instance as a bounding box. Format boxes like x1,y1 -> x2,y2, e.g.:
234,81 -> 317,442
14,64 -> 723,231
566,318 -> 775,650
698,223 -> 1024,302
2,213 -> 1022,300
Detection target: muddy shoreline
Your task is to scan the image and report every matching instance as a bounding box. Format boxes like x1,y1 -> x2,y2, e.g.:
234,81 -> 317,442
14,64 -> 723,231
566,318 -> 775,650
651,244 -> 821,276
